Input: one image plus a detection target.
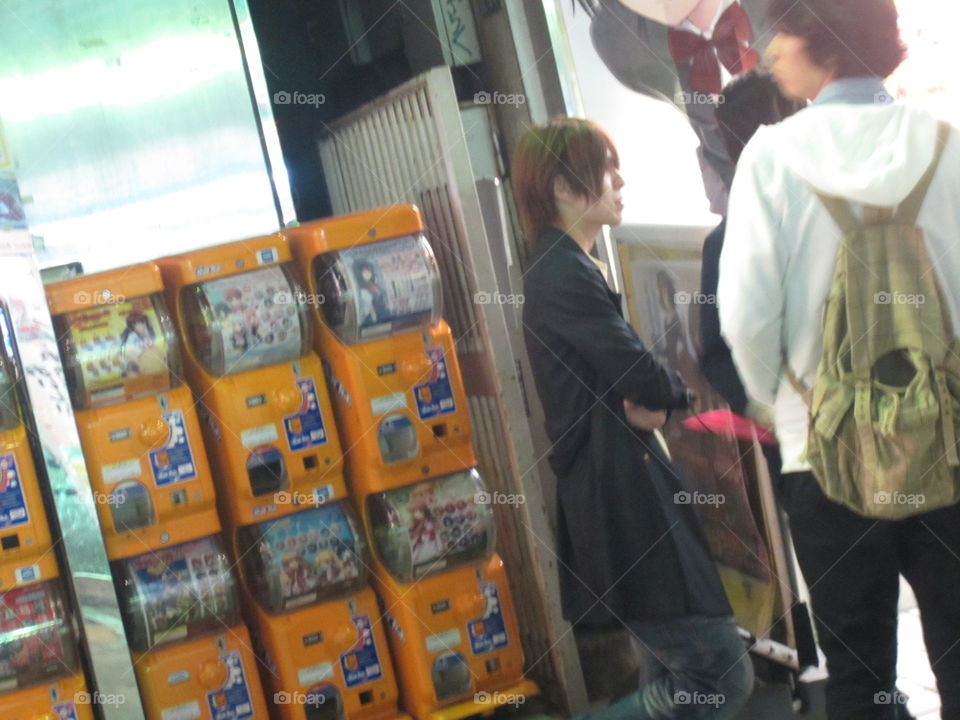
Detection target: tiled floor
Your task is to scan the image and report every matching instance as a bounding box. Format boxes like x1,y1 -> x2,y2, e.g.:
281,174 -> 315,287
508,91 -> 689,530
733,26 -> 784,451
898,580 -> 942,719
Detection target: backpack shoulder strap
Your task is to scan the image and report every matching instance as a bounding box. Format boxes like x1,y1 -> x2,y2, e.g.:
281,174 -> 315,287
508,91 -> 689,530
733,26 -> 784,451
815,193 -> 860,235
895,121 -> 952,225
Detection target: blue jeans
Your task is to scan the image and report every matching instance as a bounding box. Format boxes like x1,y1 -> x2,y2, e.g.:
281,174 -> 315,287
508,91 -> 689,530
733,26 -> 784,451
580,616 -> 754,720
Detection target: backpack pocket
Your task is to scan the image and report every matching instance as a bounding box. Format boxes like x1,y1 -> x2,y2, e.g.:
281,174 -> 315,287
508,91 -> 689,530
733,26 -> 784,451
807,379 -> 856,510
862,351 -> 941,514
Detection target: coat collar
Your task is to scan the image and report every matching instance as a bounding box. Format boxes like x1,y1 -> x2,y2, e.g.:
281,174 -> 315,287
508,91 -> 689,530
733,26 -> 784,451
534,226 -> 624,310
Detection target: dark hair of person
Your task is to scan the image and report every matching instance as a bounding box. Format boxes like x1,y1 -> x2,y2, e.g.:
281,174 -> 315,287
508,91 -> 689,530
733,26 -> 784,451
353,259 -> 377,282
511,117 -> 619,248
122,310 -> 155,341
716,71 -> 804,165
769,0 -> 906,79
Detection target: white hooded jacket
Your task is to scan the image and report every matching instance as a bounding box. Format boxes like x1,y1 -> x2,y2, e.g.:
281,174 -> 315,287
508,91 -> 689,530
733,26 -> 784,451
718,78 -> 960,472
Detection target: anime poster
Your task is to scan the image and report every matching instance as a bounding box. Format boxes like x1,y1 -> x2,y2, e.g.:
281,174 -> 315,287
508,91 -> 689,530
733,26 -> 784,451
585,0 -> 776,213
615,230 -> 789,642
65,296 -> 172,408
241,504 -> 362,612
0,582 -> 71,689
123,537 -> 235,648
339,235 -> 436,333
375,473 -> 490,580
198,267 -> 303,375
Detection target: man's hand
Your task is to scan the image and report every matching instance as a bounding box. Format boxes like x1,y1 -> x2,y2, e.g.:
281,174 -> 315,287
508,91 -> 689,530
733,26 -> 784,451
623,399 -> 668,431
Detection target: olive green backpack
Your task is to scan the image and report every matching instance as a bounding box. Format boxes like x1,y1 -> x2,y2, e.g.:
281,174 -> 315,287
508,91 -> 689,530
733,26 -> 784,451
788,121 -> 960,519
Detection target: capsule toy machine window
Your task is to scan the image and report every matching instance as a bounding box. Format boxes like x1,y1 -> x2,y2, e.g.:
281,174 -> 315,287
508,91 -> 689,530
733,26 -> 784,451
157,236 -> 405,720
286,207 -> 538,720
0,302 -> 94,720
45,265 -> 269,720
235,500 -> 406,720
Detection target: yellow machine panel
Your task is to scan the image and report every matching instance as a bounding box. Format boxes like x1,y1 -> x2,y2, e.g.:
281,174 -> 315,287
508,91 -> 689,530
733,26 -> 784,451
158,236 -> 407,720
0,580 -> 95,720
132,628 -> 269,720
286,208 -> 537,720
286,208 -> 474,493
156,237 -> 346,527
0,318 -> 57,588
238,503 -> 401,720
46,267 -> 268,719
367,472 -> 532,720
0,307 -> 96,720
114,534 -> 269,720
46,264 -> 220,559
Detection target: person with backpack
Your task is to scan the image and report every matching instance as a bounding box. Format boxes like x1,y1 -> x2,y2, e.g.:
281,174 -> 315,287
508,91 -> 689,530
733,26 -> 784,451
718,2 -> 960,719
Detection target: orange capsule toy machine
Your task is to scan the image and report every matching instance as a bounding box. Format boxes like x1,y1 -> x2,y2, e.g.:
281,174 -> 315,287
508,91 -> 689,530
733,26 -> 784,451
286,207 -> 538,720
0,303 -> 94,720
286,206 -> 471,486
157,236 -> 405,720
45,265 -> 269,720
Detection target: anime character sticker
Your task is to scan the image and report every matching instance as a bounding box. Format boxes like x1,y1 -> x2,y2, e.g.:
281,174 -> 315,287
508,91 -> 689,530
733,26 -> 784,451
120,310 -> 167,378
353,259 -> 390,327
199,267 -> 302,374
405,483 -> 446,567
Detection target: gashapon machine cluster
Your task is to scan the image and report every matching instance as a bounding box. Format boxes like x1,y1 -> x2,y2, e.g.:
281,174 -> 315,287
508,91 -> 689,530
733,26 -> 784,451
45,264 -> 269,720
286,205 -> 538,720
0,302 -> 94,720
156,236 -> 406,720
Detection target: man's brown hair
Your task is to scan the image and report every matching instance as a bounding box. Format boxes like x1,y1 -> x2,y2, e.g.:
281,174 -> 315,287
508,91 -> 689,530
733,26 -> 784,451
511,118 -> 619,247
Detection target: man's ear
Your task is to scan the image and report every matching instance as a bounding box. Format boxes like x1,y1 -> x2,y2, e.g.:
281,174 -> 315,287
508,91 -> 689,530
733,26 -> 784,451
553,175 -> 575,205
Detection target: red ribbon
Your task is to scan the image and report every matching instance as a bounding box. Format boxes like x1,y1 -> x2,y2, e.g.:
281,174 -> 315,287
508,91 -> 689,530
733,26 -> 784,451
667,2 -> 759,95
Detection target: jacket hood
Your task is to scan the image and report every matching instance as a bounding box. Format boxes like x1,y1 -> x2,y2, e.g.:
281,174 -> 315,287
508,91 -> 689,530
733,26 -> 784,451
755,103 -> 942,207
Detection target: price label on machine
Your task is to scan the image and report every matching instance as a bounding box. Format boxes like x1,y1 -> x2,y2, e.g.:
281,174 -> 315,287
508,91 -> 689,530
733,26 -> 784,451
339,614 -> 384,688
414,348 -> 456,421
467,582 -> 509,655
283,377 -> 328,452
0,452 -> 29,530
206,651 -> 254,720
150,410 -> 198,487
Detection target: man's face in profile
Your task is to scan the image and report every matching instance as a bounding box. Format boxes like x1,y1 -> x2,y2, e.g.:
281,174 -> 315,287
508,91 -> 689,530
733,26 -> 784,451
616,0 -> 701,26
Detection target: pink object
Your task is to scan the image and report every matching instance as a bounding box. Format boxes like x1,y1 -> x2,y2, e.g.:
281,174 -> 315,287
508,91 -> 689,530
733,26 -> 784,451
682,409 -> 777,445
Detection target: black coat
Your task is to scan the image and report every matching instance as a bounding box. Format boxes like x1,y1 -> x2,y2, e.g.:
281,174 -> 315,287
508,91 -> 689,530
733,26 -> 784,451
698,220 -> 750,415
522,228 -> 731,628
